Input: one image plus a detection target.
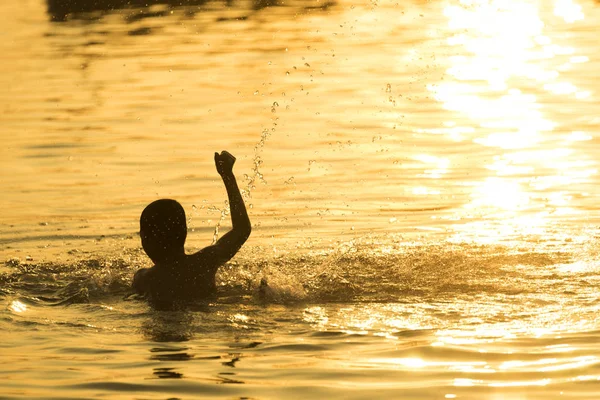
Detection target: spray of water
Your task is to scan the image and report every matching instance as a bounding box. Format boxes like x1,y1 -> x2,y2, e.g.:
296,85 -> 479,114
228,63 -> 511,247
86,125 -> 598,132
211,202 -> 230,245
210,113 -> 277,242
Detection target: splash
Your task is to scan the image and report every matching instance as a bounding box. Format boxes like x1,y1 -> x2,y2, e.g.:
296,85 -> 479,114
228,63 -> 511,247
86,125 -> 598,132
1,252 -> 142,304
212,118 -> 275,242
210,126 -> 271,243
3,236 -> 597,308
243,127 -> 272,199
210,202 -> 230,245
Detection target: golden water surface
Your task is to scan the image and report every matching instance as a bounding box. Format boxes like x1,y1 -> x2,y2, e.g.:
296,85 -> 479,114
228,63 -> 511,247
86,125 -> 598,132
2,0 -> 600,399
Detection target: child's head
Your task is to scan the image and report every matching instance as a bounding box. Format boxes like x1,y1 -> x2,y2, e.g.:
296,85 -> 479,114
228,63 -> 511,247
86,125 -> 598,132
140,199 -> 187,263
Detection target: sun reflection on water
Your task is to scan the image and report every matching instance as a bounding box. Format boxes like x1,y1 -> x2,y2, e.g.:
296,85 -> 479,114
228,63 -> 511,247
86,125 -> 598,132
428,0 -> 595,242
9,300 -> 27,313
554,0 -> 584,22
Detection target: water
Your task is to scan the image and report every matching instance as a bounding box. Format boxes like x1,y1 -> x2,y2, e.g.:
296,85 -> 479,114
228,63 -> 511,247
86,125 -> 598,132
2,0 -> 600,398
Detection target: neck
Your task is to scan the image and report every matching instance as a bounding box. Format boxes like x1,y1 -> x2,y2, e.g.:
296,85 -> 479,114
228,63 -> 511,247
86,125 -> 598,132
152,247 -> 185,266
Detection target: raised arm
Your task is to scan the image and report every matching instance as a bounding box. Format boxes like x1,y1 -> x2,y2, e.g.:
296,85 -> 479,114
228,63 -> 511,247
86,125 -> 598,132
197,151 -> 251,267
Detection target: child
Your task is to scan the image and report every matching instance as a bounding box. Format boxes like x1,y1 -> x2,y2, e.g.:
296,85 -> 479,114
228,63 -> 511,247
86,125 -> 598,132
132,151 -> 251,305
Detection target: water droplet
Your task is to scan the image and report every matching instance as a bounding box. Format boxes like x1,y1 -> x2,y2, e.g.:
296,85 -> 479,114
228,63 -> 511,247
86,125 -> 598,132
169,69 -> 173,72
386,83 -> 391,92
286,71 -> 290,75
254,90 -> 259,95
389,217 -> 397,223
249,204 -> 253,209
273,101 -> 279,107
304,63 -> 310,67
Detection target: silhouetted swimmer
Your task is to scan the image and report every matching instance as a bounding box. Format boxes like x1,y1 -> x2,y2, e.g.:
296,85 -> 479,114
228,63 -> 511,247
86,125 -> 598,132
133,151 -> 251,306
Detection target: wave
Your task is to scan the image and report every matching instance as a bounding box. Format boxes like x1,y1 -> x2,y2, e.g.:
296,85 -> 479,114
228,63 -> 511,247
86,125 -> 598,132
3,237 -> 594,307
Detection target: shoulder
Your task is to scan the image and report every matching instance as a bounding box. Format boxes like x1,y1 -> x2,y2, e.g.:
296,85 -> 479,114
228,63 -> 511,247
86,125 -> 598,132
186,249 -> 222,277
192,243 -> 236,267
132,267 -> 154,294
191,246 -> 219,264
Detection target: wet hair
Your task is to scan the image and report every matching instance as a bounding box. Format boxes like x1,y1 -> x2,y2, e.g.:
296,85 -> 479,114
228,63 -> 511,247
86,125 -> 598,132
140,199 -> 187,262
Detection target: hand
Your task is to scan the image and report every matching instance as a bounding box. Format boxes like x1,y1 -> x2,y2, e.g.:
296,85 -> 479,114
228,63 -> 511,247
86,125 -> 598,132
214,150 -> 236,176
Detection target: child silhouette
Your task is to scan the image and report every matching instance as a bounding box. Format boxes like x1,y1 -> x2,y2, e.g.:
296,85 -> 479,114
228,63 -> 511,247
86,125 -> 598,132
132,151 -> 251,305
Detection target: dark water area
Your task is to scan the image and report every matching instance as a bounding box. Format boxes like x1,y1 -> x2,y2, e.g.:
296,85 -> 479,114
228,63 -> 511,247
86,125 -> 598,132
45,0 -> 332,21
46,0 -> 223,22
3,0 -> 600,397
